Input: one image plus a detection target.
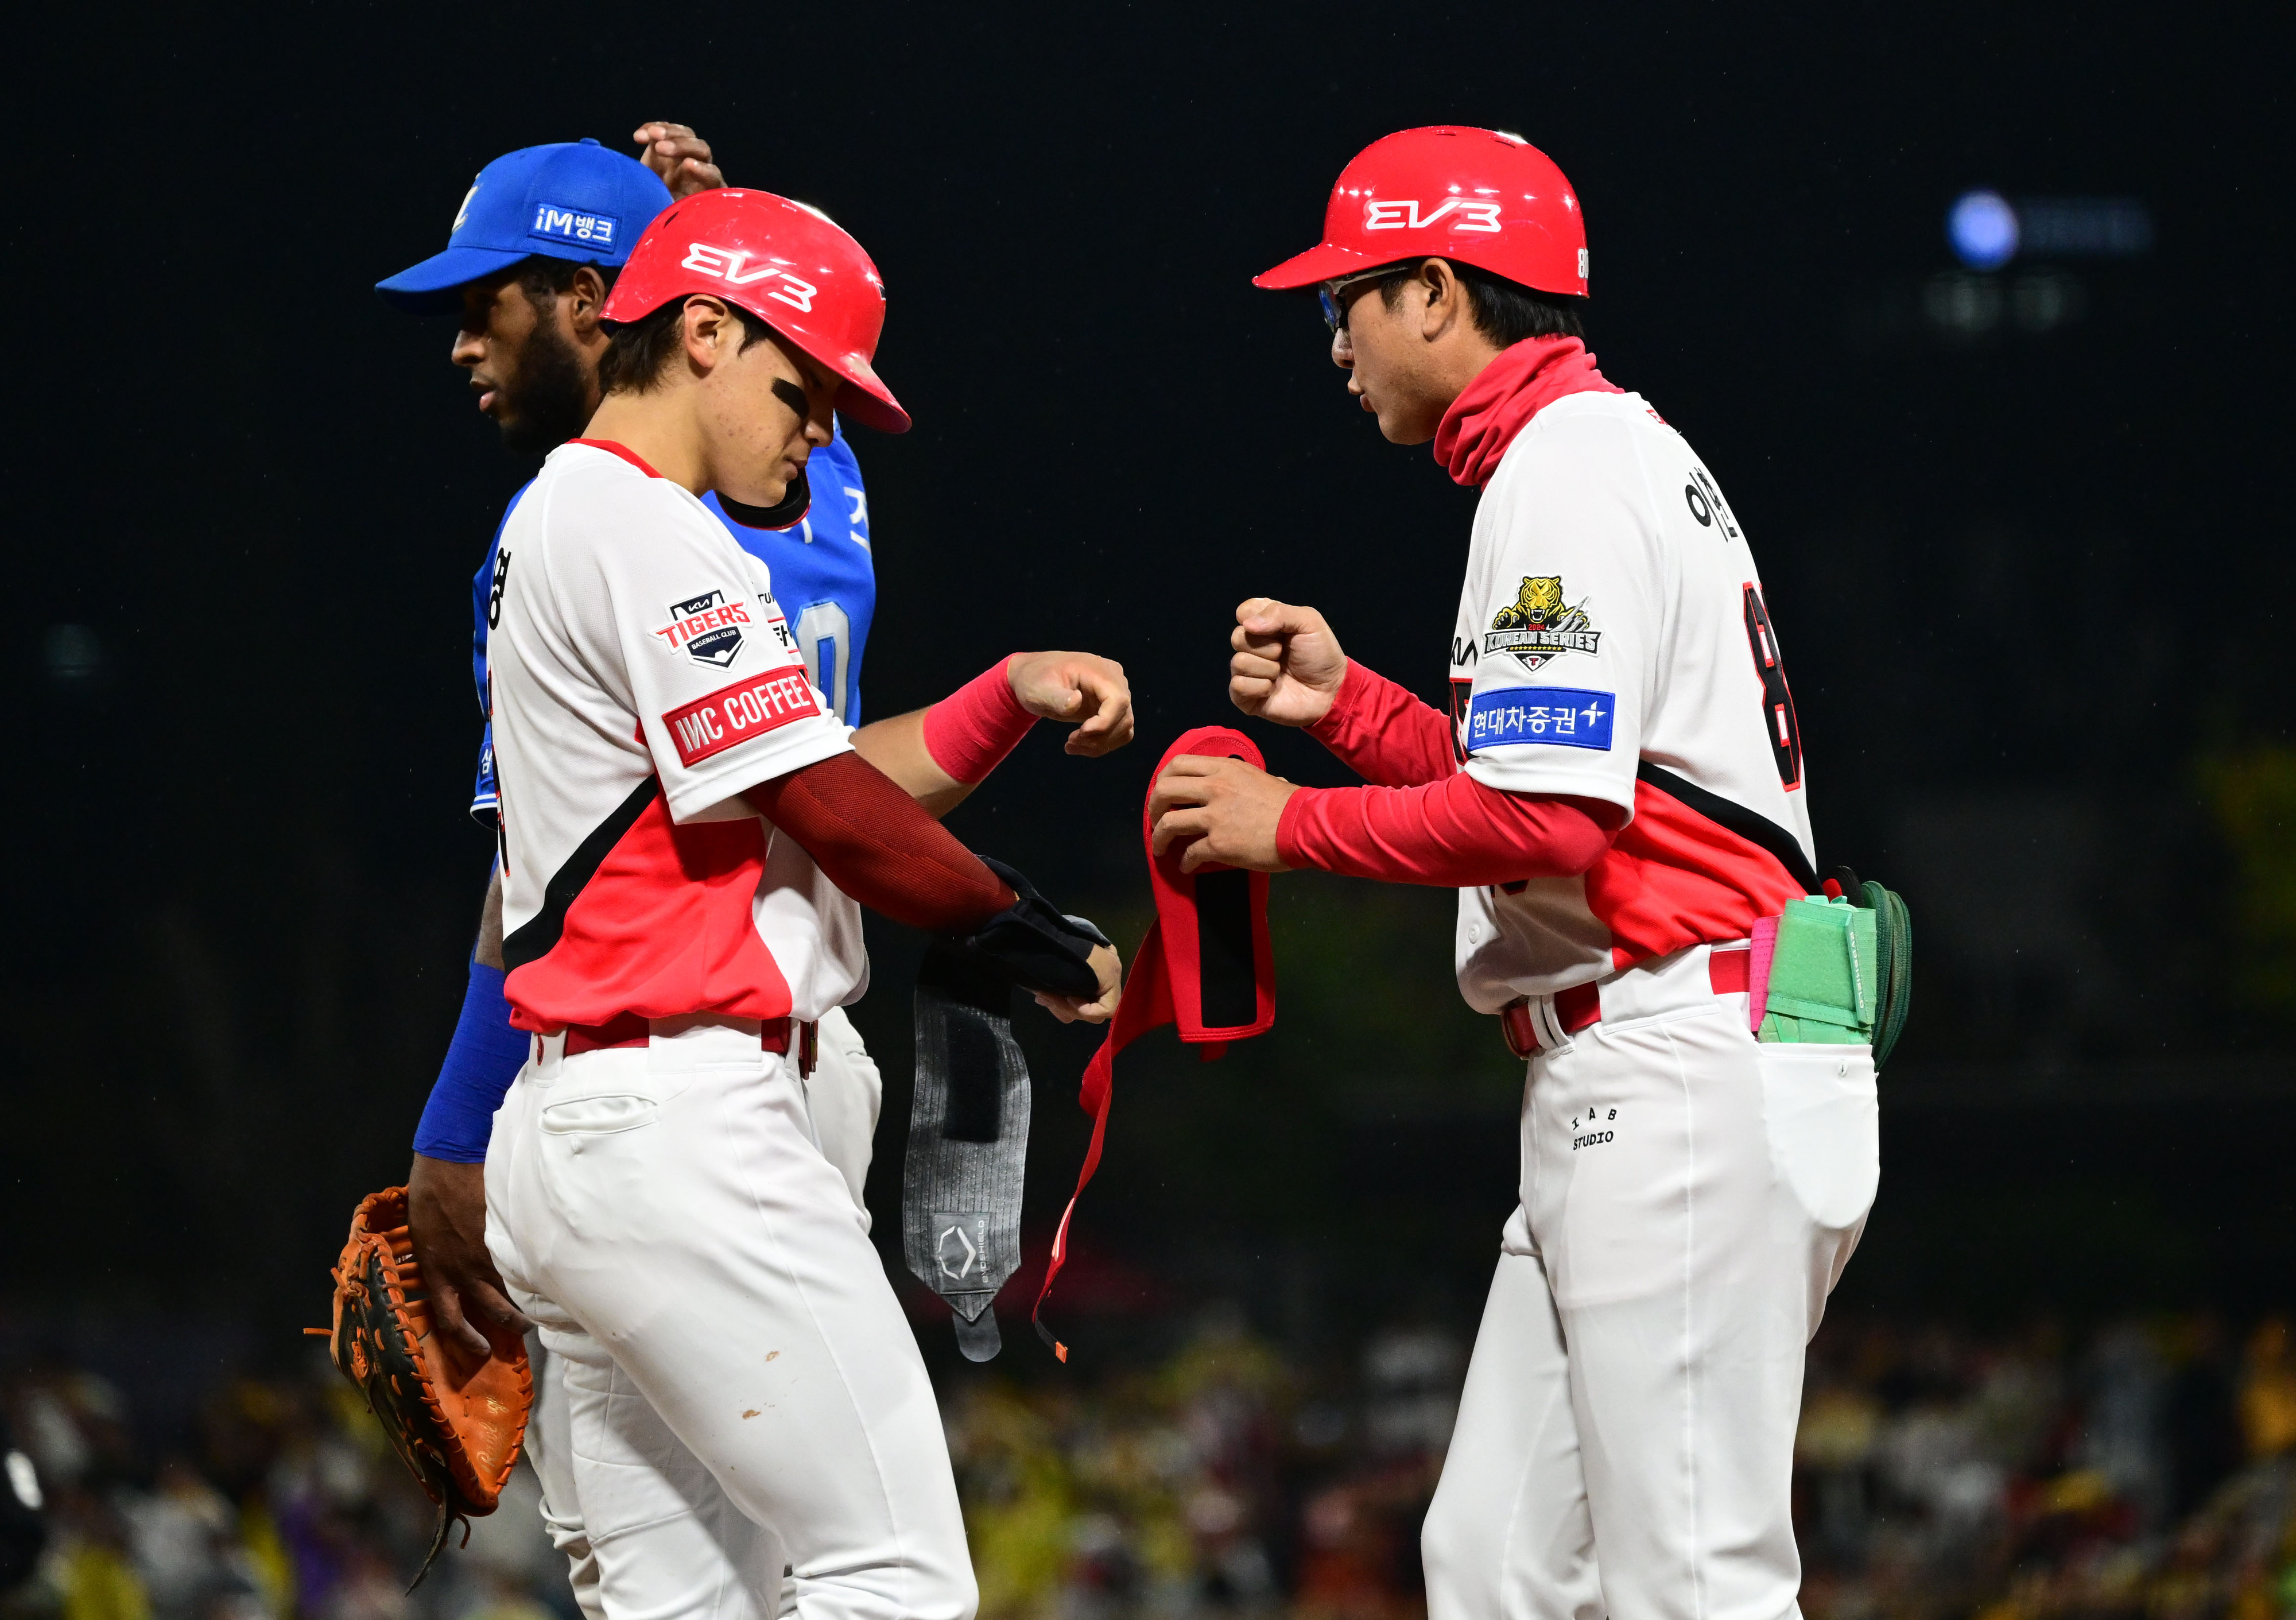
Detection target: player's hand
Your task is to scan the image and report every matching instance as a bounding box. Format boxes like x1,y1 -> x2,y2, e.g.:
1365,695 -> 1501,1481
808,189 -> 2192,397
1007,652 -> 1135,757
1149,755 -> 1298,874
1230,598 -> 1347,728
633,122 -> 725,199
1032,942 -> 1123,1024
406,1153 -> 532,1362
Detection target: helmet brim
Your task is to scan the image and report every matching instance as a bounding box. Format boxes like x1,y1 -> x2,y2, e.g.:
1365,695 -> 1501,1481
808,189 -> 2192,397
1251,241 -> 1393,290
832,355 -> 911,434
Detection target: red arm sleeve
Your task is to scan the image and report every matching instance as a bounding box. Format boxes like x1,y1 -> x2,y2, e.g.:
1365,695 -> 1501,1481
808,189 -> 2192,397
1275,773 -> 1618,887
746,751 -> 1016,931
1306,659 -> 1457,786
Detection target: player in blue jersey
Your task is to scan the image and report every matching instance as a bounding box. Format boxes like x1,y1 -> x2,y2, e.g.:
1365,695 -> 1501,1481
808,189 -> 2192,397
380,129 -> 1133,1610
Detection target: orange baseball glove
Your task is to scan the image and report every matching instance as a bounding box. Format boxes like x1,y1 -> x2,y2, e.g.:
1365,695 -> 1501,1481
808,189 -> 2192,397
318,1187 -> 533,1589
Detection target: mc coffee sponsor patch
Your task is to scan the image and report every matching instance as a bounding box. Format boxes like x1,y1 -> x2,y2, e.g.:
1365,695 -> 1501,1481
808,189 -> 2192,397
662,669 -> 820,766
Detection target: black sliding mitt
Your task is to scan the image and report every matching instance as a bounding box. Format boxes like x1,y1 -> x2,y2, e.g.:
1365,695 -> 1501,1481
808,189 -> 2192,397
956,856 -> 1108,1001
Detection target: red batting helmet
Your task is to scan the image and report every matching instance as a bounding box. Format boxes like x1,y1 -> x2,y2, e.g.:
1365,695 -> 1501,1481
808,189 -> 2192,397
603,188 -> 910,433
1254,126 -> 1588,299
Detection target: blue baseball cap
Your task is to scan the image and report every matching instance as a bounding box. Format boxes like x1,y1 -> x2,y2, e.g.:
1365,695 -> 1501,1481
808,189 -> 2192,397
377,138 -> 676,315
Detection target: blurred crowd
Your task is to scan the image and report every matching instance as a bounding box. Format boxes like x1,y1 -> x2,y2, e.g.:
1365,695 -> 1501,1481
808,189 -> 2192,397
1795,1314 -> 2296,1619
943,1307 -> 2296,1620
0,1348 -> 564,1620
2,1306 -> 2293,1620
943,1309 -> 1461,1620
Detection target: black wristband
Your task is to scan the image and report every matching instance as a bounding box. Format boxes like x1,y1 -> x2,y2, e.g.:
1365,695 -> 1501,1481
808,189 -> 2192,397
956,856 -> 1104,999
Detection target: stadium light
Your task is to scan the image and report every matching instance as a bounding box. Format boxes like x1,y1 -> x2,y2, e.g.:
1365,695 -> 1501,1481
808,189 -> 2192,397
1949,191 -> 2154,272
1949,190 -> 2020,271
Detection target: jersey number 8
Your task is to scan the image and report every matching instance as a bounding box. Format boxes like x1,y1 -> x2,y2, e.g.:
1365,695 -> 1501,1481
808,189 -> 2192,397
1741,583 -> 1802,790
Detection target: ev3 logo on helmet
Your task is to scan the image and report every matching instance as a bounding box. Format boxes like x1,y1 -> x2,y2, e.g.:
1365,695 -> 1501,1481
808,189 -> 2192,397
1363,197 -> 1503,232
679,243 -> 819,312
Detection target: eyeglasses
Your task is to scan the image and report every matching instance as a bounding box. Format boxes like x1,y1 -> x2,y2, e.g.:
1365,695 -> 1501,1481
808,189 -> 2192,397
1318,268 -> 1397,333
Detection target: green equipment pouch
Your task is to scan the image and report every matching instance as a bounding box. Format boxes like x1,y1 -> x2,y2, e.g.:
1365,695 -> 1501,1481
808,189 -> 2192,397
1754,873 -> 1913,1068
1758,897 -> 1878,1044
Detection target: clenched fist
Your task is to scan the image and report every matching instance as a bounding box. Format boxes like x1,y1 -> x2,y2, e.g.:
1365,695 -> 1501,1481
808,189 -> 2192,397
1007,651 -> 1134,757
1229,598 -> 1348,727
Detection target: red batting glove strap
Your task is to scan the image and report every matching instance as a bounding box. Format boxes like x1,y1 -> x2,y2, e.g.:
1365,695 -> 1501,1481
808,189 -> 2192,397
1276,773 -> 1615,887
1306,659 -> 1457,786
920,656 -> 1038,784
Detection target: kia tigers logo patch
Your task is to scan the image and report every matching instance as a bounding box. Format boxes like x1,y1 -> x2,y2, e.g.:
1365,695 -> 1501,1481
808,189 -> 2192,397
653,588 -> 751,668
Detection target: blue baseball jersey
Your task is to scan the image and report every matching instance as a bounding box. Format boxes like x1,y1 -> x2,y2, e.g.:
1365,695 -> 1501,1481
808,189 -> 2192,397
468,424 -> 876,820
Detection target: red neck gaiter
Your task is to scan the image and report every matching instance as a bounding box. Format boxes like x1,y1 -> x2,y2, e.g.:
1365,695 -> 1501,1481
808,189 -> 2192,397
1431,335 -> 1624,489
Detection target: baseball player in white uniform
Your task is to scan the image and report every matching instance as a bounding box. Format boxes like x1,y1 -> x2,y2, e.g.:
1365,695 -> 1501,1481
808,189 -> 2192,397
480,186 -> 1122,1620
381,130 -> 1135,1620
1150,127 -> 1879,1619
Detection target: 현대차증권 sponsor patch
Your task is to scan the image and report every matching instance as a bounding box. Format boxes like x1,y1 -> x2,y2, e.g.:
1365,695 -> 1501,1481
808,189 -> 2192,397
1484,575 -> 1600,671
1466,687 -> 1615,752
653,588 -> 751,668
662,668 -> 820,766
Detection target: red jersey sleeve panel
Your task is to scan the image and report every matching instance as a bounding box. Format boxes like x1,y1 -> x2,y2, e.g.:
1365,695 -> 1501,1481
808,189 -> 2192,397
1275,772 -> 1617,887
1588,766 -> 1817,971
1306,660 -> 1456,786
503,780 -> 792,1033
503,756 -> 1017,1034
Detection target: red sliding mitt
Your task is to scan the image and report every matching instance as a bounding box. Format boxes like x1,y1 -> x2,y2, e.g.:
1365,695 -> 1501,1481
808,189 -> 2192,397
1033,726 -> 1277,1359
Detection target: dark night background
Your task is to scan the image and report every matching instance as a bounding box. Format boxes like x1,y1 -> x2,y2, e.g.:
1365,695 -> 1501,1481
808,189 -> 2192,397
6,0 -> 2293,1386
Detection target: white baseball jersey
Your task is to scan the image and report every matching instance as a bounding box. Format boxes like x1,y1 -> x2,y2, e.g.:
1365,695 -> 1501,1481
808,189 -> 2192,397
1449,392 -> 1818,1011
487,440 -> 867,1032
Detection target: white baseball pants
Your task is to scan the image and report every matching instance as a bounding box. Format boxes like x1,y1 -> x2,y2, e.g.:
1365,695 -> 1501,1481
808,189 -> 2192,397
518,1007 -> 887,1620
487,1014 -> 972,1620
1422,943 -> 1879,1620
